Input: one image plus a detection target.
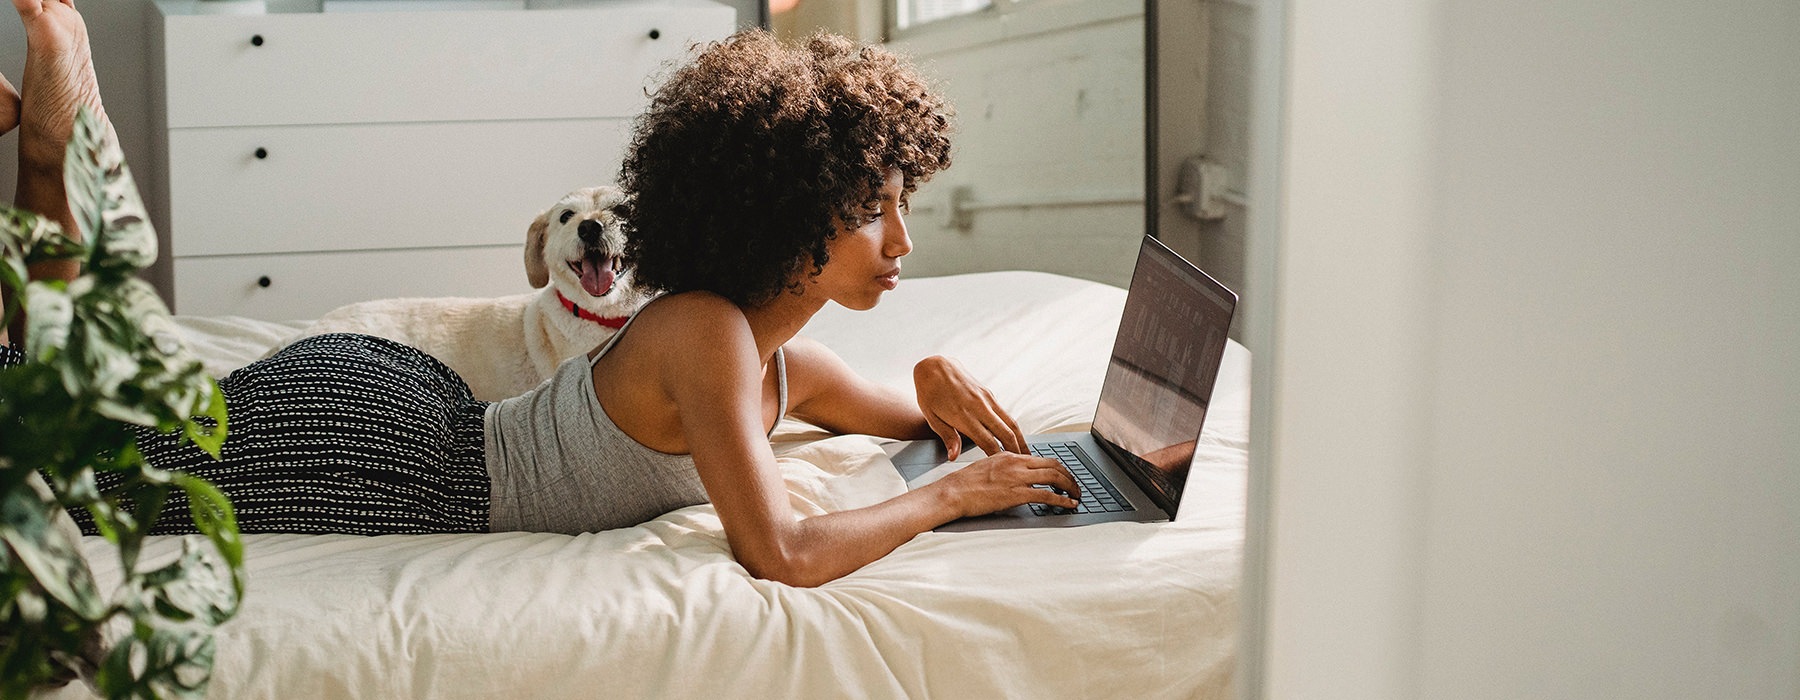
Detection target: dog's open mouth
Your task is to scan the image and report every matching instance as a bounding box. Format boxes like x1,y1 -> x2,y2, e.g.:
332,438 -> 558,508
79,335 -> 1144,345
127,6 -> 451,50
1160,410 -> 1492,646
569,252 -> 621,297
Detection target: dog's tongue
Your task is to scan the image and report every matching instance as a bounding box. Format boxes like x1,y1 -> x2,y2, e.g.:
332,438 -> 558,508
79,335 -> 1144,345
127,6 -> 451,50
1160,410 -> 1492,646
580,253 -> 616,297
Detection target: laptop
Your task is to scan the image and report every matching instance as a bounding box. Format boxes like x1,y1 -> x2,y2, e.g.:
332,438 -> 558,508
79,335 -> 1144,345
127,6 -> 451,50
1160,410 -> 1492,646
884,235 -> 1237,532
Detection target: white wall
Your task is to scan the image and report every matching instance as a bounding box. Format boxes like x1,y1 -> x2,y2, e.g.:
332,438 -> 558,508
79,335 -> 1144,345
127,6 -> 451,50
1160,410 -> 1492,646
769,0 -> 881,43
1155,0 -> 1253,329
1252,1 -> 1800,698
890,0 -> 1145,288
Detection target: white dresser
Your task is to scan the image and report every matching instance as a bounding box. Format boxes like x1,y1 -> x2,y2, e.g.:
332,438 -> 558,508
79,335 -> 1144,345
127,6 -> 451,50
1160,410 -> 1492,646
145,0 -> 736,319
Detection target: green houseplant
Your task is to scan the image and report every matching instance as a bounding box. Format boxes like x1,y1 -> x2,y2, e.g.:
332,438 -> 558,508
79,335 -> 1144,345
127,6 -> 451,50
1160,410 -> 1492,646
0,107 -> 243,699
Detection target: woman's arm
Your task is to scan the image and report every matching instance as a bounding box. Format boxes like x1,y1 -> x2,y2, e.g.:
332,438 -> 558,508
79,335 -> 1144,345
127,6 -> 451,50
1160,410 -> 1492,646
662,299 -> 1080,587
783,336 -> 1025,459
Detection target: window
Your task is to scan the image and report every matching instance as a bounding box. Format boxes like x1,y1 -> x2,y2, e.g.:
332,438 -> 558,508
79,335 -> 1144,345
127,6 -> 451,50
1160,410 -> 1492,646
893,0 -> 995,31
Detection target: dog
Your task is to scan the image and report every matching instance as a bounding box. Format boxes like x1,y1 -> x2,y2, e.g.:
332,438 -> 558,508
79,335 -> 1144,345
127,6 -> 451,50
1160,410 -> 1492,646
277,186 -> 650,401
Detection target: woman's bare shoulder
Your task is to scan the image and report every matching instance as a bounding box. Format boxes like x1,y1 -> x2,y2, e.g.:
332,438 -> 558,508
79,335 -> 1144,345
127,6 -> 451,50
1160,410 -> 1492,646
617,292 -> 758,375
629,291 -> 750,343
781,334 -> 831,360
641,290 -> 738,316
781,335 -> 852,378
780,334 -> 865,406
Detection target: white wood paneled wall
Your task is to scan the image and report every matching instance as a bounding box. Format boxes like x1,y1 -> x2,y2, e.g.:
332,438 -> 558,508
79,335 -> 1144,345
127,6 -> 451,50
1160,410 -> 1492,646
891,0 -> 1146,288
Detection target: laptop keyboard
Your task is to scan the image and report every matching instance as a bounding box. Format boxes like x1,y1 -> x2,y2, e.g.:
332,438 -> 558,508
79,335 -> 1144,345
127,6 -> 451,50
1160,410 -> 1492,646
1027,442 -> 1135,516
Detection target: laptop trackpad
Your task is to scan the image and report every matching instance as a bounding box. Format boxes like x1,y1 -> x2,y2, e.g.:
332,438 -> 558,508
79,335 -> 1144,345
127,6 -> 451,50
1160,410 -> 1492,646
884,439 -> 986,486
903,459 -> 978,489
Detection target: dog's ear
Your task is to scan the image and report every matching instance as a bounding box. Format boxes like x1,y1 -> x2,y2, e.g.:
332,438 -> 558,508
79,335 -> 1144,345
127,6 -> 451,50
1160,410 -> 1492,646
525,212 -> 550,289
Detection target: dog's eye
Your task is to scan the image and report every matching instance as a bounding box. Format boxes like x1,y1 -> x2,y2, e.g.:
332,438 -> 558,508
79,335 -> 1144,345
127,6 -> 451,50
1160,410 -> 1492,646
559,210 -> 575,224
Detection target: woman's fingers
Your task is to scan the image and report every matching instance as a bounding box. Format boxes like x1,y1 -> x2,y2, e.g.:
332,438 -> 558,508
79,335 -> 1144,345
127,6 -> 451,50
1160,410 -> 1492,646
925,412 -> 962,460
968,419 -> 1005,457
995,405 -> 1025,454
944,392 -> 1023,453
915,355 -> 1024,450
927,408 -> 1004,462
1028,462 -> 1081,503
940,453 -> 1085,517
1018,485 -> 1080,510
962,385 -> 1024,454
937,405 -> 1009,458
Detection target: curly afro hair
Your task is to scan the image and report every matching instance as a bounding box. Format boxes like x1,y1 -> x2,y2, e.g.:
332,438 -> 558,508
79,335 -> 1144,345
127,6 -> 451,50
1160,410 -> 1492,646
618,30 -> 954,307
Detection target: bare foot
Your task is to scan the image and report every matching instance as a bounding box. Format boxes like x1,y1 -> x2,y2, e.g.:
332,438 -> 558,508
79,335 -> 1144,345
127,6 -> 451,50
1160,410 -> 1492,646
14,0 -> 104,177
13,0 -> 109,283
0,73 -> 19,137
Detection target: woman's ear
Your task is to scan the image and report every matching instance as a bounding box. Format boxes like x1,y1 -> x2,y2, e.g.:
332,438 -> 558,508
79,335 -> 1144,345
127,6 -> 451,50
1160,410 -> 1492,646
525,213 -> 550,289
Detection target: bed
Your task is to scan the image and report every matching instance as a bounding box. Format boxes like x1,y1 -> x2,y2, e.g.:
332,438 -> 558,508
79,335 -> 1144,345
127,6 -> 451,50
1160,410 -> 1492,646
48,270 -> 1247,700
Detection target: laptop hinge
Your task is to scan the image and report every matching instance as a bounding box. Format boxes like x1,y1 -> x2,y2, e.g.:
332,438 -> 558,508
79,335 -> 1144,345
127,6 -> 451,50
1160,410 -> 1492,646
1090,432 -> 1181,517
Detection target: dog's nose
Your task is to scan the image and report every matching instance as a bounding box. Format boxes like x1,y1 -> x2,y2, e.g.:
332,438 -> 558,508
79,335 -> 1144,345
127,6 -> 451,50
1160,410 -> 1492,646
577,219 -> 604,245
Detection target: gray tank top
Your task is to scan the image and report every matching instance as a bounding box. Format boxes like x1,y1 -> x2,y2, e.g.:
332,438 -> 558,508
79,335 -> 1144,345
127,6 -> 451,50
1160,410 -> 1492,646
483,312 -> 787,533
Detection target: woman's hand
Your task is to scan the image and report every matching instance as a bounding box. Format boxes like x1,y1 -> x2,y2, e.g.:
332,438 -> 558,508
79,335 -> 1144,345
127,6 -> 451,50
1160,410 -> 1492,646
913,355 -> 1023,459
928,451 -> 1082,517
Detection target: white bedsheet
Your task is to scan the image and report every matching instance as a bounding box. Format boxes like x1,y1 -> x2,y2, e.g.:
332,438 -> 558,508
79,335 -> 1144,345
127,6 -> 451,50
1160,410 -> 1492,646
57,271 -> 1246,700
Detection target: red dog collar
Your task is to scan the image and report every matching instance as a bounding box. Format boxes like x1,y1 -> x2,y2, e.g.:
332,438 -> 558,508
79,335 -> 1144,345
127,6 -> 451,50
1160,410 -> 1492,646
556,290 -> 629,329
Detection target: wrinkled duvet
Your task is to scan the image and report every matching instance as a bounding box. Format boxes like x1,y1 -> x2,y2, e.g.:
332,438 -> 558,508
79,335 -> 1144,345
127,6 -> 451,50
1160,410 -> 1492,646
55,271 -> 1246,700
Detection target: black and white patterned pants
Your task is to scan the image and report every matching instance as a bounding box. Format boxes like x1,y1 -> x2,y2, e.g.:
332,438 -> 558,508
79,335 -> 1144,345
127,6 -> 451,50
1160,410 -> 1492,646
3,334 -> 492,535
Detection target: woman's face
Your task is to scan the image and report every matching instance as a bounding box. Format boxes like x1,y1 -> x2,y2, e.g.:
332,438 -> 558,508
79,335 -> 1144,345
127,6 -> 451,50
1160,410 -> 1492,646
813,169 -> 912,311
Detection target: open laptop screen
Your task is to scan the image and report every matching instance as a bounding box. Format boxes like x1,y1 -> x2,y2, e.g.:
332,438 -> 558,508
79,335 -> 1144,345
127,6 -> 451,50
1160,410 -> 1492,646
1090,237 -> 1237,517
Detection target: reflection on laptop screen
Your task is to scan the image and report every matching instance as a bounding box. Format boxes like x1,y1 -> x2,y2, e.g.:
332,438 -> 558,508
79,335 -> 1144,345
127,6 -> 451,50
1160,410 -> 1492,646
1091,238 -> 1236,515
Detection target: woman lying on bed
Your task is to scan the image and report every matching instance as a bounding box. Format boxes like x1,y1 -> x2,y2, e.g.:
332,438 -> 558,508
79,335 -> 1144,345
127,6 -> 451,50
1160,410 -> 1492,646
0,2 -> 1081,586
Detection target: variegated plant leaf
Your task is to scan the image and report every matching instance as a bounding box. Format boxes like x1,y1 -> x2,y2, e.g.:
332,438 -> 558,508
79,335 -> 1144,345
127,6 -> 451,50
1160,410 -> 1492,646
0,478 -> 105,621
22,280 -> 72,360
0,207 -> 79,263
119,277 -> 216,428
139,537 -> 239,627
2,105 -> 238,700
64,106 -> 155,277
118,278 -> 195,367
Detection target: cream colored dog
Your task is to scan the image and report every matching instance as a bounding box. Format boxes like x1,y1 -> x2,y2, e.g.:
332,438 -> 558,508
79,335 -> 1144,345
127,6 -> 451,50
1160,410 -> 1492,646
278,186 -> 650,401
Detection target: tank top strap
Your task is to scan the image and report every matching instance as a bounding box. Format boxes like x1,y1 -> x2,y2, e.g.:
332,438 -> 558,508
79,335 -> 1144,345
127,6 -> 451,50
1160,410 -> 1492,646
769,347 -> 788,438
587,299 -> 788,437
588,299 -> 656,368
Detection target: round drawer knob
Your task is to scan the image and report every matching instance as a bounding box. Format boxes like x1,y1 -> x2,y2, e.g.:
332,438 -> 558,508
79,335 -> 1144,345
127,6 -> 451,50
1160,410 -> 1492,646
254,147 -> 268,159
251,34 -> 264,47
257,275 -> 272,288
648,28 -> 661,40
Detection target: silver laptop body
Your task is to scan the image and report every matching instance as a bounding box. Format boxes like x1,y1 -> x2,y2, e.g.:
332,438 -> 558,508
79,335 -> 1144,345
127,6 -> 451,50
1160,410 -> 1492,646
884,235 -> 1238,532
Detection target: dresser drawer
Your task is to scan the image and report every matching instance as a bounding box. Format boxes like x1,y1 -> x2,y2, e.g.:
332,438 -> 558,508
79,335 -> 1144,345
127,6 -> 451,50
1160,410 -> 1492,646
155,0 -> 735,128
166,118 -> 630,257
172,245 -> 532,319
